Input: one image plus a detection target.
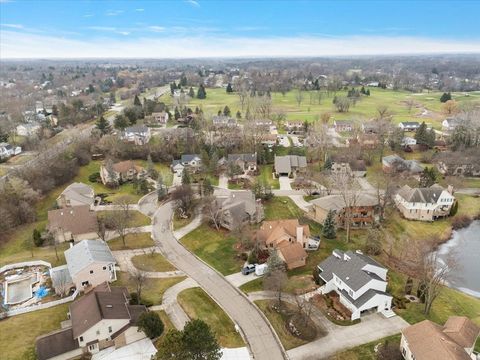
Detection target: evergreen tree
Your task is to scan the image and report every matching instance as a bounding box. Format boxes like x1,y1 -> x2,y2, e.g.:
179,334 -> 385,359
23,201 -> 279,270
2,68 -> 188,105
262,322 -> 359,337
33,229 -> 43,247
134,95 -> 142,107
236,110 -> 242,119
180,74 -> 187,87
188,87 -> 195,98
202,178 -> 214,197
323,157 -> 333,170
197,84 -> 207,99
360,86 -> 366,95
322,210 -> 336,239
414,122 -> 428,145
137,312 -> 164,339
157,174 -> 166,201
440,92 -> 452,103
174,107 -> 181,121
223,105 -> 231,116
114,114 -> 129,130
419,167 -> 437,187
365,89 -> 370,96
95,115 -> 111,136
226,83 -> 233,93
181,170 -> 190,185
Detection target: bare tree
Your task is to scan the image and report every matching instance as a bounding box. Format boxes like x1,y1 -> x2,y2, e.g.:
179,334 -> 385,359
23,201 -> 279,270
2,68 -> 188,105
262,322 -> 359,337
295,89 -> 304,107
171,184 -> 194,217
108,195 -> 135,247
53,269 -> 72,297
294,295 -> 314,327
264,250 -> 288,306
329,171 -> 360,242
131,269 -> 147,302
203,196 -> 222,230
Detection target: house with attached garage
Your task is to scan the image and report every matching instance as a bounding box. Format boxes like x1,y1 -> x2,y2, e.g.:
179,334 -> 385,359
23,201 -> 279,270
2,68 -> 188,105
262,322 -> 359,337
317,249 -> 393,320
57,182 -> 96,209
442,117 -> 462,131
100,160 -> 146,186
382,154 -> 424,175
122,125 -> 151,145
398,121 -> 420,131
394,184 -> 456,221
227,153 -> 257,174
212,115 -> 238,128
171,154 -> 202,174
274,155 -> 307,177
47,205 -> 98,243
50,239 -> 117,294
215,190 -> 264,230
400,316 -> 479,360
35,282 -> 148,360
150,111 -> 169,127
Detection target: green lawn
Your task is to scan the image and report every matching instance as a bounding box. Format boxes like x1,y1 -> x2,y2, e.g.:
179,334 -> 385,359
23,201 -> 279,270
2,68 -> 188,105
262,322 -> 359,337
258,165 -> 280,189
172,213 -> 193,231
131,252 -> 176,272
97,210 -> 151,228
254,300 -> 307,350
108,232 -> 154,250
177,287 -> 244,348
0,304 -> 69,360
114,272 -> 186,305
180,224 -> 244,275
329,334 -> 401,360
264,196 -> 303,220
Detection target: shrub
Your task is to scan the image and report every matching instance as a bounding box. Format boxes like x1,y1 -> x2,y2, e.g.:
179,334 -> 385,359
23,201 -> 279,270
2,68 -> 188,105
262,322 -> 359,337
33,229 -> 43,247
137,311 -> 164,339
88,172 -> 101,183
451,214 -> 472,230
130,292 -> 139,305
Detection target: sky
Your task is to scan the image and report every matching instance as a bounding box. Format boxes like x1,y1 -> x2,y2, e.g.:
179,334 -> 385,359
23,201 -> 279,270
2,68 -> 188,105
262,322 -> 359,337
1,0 -> 480,59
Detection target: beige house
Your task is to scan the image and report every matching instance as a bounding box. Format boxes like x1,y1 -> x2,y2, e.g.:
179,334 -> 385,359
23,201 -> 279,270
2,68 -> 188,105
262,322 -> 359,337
56,182 -> 95,209
151,111 -> 169,127
47,205 -> 98,243
400,316 -> 479,360
35,283 -> 148,360
256,219 -> 309,269
394,184 -> 455,221
216,190 -> 264,230
100,160 -> 145,186
62,240 -> 116,292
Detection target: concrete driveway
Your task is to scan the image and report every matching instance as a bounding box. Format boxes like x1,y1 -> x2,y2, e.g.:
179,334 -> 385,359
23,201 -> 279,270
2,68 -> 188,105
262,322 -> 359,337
279,176 -> 293,190
277,135 -> 290,147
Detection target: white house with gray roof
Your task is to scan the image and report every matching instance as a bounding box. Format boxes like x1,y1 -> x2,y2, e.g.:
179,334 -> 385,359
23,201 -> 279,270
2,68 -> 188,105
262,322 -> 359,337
317,249 -> 393,320
57,182 -> 95,209
51,240 -> 116,293
171,154 -> 202,174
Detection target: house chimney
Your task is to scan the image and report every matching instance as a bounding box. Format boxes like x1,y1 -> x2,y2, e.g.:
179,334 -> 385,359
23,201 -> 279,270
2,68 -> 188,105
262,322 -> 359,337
296,226 -> 304,244
447,184 -> 454,195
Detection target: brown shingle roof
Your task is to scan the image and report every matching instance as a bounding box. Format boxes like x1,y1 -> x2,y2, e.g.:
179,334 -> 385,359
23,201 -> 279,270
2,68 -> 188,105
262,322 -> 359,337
277,241 -> 307,264
257,219 -> 310,247
402,318 -> 478,360
35,327 -> 79,360
443,316 -> 480,349
48,205 -> 98,236
112,160 -> 143,175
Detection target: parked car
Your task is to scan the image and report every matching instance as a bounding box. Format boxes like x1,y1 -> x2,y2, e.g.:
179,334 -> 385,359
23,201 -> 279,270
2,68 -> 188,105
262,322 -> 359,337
241,264 -> 256,275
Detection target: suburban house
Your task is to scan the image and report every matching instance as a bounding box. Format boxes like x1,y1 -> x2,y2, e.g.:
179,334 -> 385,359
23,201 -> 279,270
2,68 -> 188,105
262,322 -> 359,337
57,182 -> 95,209
334,120 -> 354,132
16,122 -> 41,136
435,150 -> 480,177
216,190 -> 264,230
317,249 -> 393,320
0,142 -> 21,159
284,120 -> 306,134
100,160 -> 145,186
400,316 -> 479,360
48,205 -> 98,243
442,117 -> 462,131
212,115 -> 237,128
361,122 -> 379,134
151,111 -> 169,127
261,134 -> 278,148
171,154 -> 202,174
35,282 -> 148,360
227,153 -> 257,174
356,133 -> 379,149
394,184 -> 456,221
331,159 -> 367,178
398,121 -> 420,131
401,136 -> 417,146
274,155 -> 307,177
256,219 -> 310,269
309,193 -> 379,228
122,125 -> 151,145
382,154 -> 424,175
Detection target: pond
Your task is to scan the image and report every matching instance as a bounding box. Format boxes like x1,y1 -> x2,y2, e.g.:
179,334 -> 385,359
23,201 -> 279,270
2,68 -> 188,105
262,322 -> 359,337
436,220 -> 480,298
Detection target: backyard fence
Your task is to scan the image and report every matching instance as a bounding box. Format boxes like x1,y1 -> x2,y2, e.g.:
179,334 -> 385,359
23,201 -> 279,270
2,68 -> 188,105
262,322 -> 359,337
5,289 -> 79,317
0,260 -> 52,274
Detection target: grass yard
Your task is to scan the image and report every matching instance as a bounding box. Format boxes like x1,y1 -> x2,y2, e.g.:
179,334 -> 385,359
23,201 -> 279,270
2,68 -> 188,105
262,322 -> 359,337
172,213 -> 193,231
0,304 -> 69,360
180,224 -> 244,275
264,196 -> 303,220
137,160 -> 173,187
254,300 -> 308,350
177,287 -> 244,348
329,334 -> 401,360
239,278 -> 263,294
154,310 -> 176,347
108,232 -> 154,250
258,165 -> 280,189
114,272 -> 186,305
97,210 -> 151,228
131,252 -> 176,272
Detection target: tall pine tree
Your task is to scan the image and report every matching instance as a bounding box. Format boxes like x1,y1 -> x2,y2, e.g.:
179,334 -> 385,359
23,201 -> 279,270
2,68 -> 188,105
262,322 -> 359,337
197,84 -> 207,99
226,83 -> 233,93
322,210 -> 337,239
95,115 -> 111,136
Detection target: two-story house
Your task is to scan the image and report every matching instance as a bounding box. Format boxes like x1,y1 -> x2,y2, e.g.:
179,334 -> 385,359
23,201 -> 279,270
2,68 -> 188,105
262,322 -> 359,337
398,121 -> 420,131
50,240 -> 116,294
122,125 -> 151,145
256,219 -> 310,269
317,250 -> 393,320
334,120 -> 354,132
274,155 -> 307,177
171,154 -> 202,175
310,193 -> 379,228
216,190 -> 264,231
284,120 -> 306,135
212,115 -> 237,128
394,184 -> 456,221
151,111 -> 169,127
100,160 -> 146,186
400,316 -> 479,360
382,154 -> 424,175
442,117 -> 462,131
227,153 -> 257,174
56,182 -> 96,209
35,282 -> 148,360
47,205 -> 98,243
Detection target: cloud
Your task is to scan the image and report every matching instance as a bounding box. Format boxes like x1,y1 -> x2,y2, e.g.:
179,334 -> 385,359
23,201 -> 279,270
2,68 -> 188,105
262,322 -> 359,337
1,23 -> 23,29
185,0 -> 200,7
105,10 -> 124,16
83,14 -> 94,18
135,8 -> 144,12
86,26 -> 130,36
148,26 -> 165,33
1,30 -> 479,59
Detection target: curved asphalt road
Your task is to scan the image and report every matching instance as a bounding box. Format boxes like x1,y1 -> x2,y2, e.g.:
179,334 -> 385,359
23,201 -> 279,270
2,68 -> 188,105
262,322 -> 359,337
149,200 -> 287,360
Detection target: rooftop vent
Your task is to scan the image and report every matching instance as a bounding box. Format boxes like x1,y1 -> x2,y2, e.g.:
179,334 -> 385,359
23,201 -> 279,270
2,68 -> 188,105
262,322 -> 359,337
106,305 -> 113,308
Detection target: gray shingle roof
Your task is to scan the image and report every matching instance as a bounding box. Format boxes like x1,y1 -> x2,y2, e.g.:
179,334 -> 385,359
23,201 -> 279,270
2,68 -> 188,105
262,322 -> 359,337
396,184 -> 444,204
274,155 -> 307,174
227,153 -> 257,163
65,240 -> 115,277
181,154 -> 201,163
317,250 -> 386,291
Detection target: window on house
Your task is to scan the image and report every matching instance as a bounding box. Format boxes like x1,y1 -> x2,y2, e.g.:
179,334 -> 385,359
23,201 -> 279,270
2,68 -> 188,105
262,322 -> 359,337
79,336 -> 83,342
90,270 -> 93,274
103,266 -> 107,270
96,330 -> 100,335
108,326 -> 112,333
